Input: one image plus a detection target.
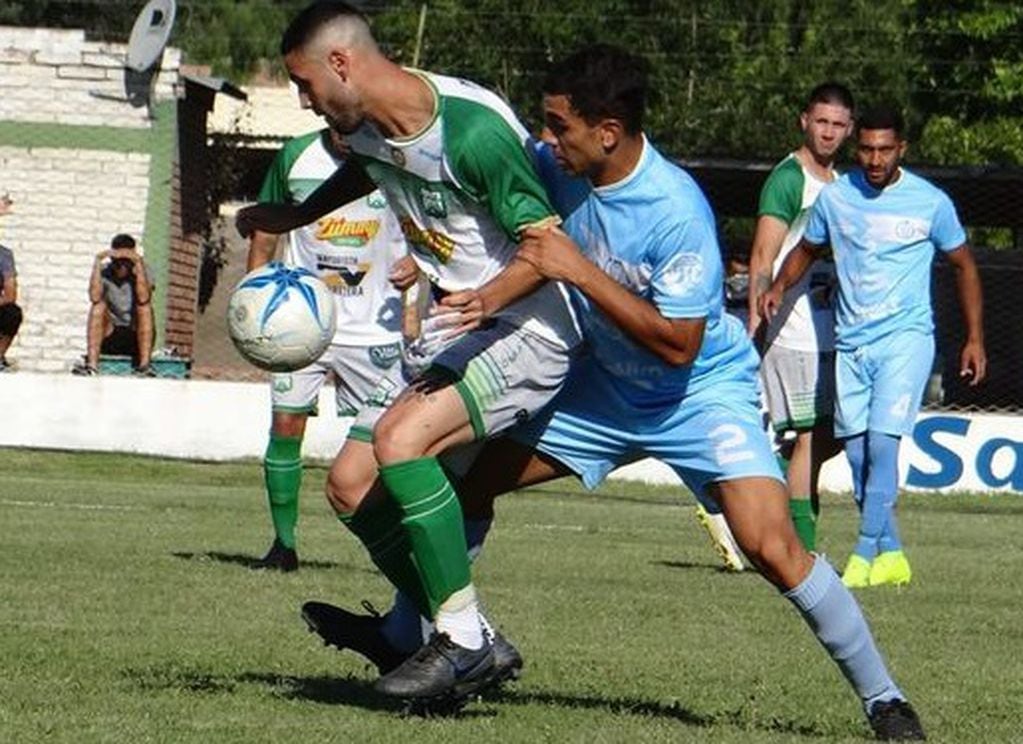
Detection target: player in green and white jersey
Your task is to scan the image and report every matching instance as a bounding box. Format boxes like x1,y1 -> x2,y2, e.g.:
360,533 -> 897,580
747,83 -> 854,551
247,127 -> 407,572
237,1 -> 580,704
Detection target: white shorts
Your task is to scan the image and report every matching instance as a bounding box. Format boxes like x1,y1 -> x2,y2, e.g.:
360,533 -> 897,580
270,342 -> 402,417
349,319 -> 575,442
760,344 -> 835,432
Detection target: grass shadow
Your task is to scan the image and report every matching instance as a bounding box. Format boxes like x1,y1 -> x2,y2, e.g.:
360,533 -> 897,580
123,664 -> 398,712
491,687 -> 828,737
123,664 -> 500,718
652,559 -> 746,574
170,550 -> 344,571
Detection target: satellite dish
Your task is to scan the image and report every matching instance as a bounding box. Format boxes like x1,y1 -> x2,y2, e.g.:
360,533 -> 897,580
126,0 -> 176,73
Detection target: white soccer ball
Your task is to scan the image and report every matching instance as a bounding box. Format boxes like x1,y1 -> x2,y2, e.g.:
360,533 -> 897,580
227,262 -> 336,372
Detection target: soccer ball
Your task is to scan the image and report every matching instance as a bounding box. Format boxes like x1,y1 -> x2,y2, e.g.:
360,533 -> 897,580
227,262 -> 336,372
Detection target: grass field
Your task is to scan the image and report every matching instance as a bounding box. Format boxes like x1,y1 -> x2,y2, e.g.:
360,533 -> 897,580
2,448 -> 1022,743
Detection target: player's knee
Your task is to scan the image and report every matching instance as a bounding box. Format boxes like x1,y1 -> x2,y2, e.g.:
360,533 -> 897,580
372,415 -> 423,464
742,526 -> 807,589
325,467 -> 367,513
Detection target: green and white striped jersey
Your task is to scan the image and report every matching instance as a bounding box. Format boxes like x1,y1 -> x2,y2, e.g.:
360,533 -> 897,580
260,130 -> 405,347
348,71 -> 580,350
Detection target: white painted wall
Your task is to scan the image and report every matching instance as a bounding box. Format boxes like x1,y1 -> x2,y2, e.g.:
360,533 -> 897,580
0,26 -> 183,373
3,373 -> 1021,493
0,26 -> 180,128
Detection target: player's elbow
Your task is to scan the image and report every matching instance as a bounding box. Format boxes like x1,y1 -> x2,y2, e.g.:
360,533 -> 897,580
659,345 -> 699,367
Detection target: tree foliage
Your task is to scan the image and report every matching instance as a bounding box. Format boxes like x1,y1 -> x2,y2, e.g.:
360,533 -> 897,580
1,0 -> 1020,165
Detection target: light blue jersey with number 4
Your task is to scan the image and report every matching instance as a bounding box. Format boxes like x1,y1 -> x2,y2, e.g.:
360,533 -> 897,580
534,138 -> 758,407
804,168 -> 966,351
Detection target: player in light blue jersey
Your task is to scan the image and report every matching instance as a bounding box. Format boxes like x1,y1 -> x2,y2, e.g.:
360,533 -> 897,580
448,47 -> 924,740
763,106 -> 986,589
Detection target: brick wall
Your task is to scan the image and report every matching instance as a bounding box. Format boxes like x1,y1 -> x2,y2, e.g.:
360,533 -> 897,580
0,146 -> 150,371
0,26 -> 189,373
0,26 -> 180,127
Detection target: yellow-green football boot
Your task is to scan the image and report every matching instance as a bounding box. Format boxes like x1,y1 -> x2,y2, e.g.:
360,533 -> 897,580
869,550 -> 912,587
841,554 -> 872,588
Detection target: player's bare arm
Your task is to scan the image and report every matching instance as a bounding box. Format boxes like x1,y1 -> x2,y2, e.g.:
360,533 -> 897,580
0,274 -> 15,306
246,230 -> 280,272
519,225 -> 704,366
945,243 -> 987,385
235,159 -> 375,238
760,238 -> 822,322
88,250 -> 111,304
747,214 -> 790,335
434,257 -> 546,338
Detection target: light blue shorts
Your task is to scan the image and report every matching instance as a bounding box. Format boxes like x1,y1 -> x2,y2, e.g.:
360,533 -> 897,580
511,358 -> 783,505
835,331 -> 934,438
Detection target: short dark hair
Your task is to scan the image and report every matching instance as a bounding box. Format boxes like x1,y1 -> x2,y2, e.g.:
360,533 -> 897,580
281,1 -> 367,56
806,82 -> 854,113
110,234 -> 136,249
542,44 -> 649,135
856,105 -> 905,138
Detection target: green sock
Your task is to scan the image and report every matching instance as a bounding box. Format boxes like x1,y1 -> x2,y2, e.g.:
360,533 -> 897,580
379,456 -> 472,618
339,496 -> 431,616
789,497 -> 817,552
264,434 -> 302,549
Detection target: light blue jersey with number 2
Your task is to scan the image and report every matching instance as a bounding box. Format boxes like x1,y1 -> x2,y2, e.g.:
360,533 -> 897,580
511,140 -> 781,498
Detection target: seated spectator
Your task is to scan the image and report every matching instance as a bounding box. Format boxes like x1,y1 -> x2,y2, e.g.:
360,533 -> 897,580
73,234 -> 155,376
0,227 -> 22,372
0,193 -> 22,372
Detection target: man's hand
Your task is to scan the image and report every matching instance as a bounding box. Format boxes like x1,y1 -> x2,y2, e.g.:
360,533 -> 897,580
110,248 -> 139,262
0,193 -> 12,216
746,272 -> 772,337
434,289 -> 486,337
388,255 -> 420,292
758,283 -> 785,324
518,225 -> 588,282
96,249 -> 113,261
959,339 -> 987,387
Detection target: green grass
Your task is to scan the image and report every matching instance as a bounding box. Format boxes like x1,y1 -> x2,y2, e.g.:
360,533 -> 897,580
2,448 -> 1022,743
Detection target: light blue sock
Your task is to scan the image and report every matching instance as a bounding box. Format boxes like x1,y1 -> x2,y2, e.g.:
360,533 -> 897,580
844,433 -> 868,510
785,555 -> 904,711
381,516 -> 493,651
854,432 -> 901,560
878,510 -> 903,554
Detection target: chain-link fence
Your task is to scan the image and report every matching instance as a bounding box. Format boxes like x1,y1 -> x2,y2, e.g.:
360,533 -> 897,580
1,5 -> 1020,413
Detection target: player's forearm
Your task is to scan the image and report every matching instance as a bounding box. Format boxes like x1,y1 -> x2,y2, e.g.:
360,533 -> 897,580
953,253 -> 985,344
770,241 -> 817,293
475,258 -> 547,318
747,217 -> 787,311
269,161 -> 375,233
247,231 -> 279,272
574,262 -> 700,366
88,263 -> 104,304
